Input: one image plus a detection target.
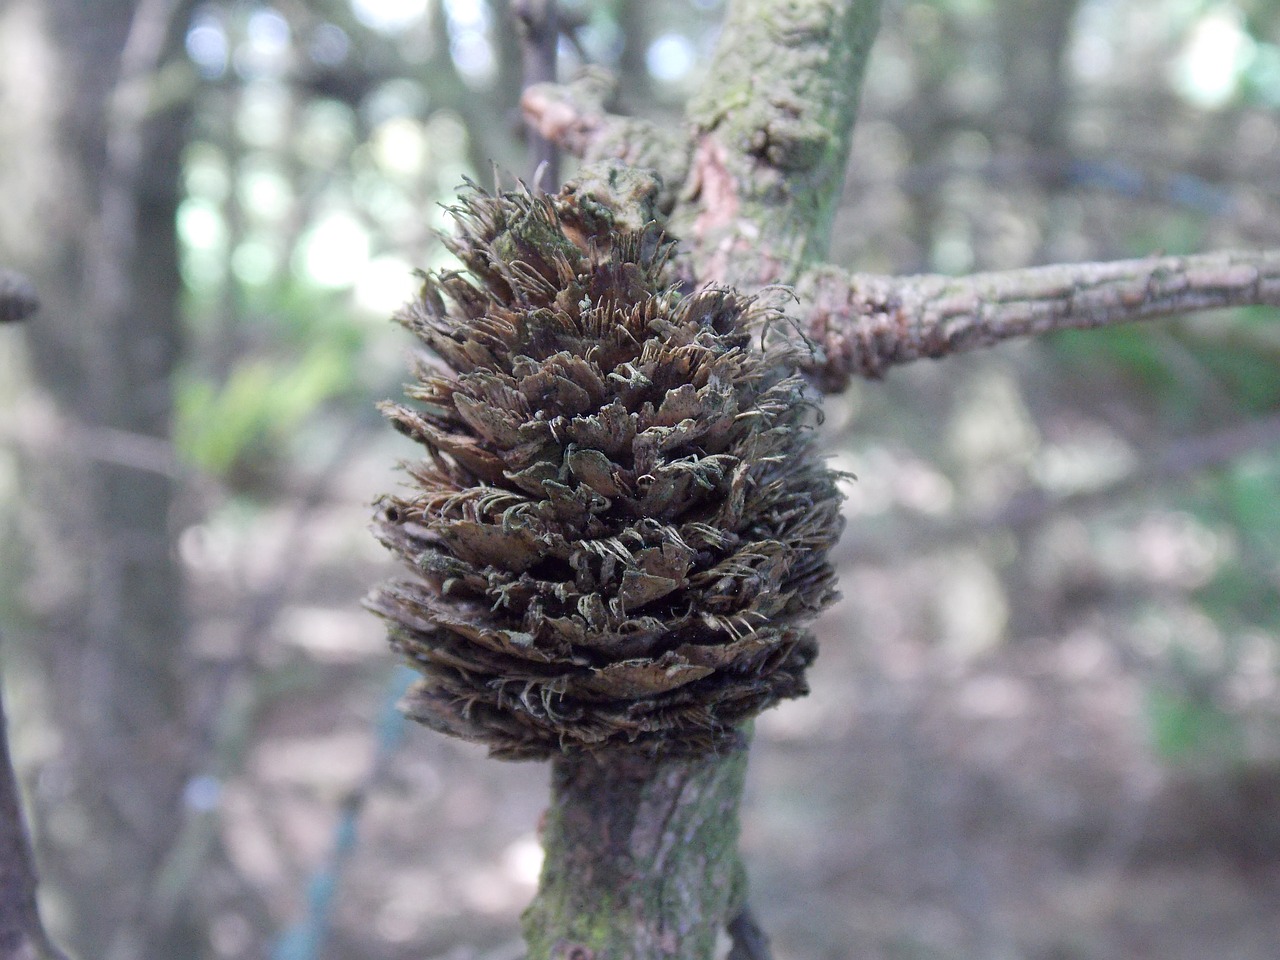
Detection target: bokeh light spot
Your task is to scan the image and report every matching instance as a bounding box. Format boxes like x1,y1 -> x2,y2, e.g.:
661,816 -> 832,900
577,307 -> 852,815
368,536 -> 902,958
352,0 -> 429,34
296,213 -> 372,288
647,33 -> 695,83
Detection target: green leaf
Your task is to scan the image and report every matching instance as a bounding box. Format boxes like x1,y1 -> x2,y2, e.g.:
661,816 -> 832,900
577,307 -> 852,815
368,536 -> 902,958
1144,687 -> 1243,765
175,345 -> 352,476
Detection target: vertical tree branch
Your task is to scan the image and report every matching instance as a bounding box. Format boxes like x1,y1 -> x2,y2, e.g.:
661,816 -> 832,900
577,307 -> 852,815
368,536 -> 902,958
516,4 -> 885,957
670,0 -> 884,287
523,746 -> 751,960
0,662 -> 69,960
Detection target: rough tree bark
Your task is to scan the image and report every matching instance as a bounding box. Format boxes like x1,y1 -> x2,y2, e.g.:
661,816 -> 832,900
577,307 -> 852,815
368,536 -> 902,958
522,747 -> 751,960
797,249 -> 1280,388
516,0 -> 1280,957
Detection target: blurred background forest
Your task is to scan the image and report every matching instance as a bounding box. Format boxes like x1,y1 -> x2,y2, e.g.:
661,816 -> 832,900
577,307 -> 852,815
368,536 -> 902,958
2,0 -> 1280,958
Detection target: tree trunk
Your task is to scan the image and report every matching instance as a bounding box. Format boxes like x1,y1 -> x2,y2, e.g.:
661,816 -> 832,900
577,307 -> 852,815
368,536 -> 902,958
0,1 -> 199,956
522,745 -> 750,960
672,0 -> 883,286
519,3 -> 885,957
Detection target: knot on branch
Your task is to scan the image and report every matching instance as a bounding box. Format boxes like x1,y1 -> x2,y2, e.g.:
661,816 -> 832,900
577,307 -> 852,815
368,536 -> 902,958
0,269 -> 39,323
746,98 -> 831,172
797,269 -> 915,388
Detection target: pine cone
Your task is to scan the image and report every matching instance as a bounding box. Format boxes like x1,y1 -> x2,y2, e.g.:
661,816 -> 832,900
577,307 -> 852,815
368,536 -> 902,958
368,173 -> 843,759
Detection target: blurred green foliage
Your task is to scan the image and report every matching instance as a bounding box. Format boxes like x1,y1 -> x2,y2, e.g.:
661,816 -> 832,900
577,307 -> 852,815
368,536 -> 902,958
1051,310 -> 1280,421
175,344 -> 352,477
1195,456 -> 1280,629
1145,685 -> 1245,764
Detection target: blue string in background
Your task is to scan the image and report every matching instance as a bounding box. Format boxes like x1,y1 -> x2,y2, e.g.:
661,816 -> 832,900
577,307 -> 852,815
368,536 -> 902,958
272,665 -> 418,960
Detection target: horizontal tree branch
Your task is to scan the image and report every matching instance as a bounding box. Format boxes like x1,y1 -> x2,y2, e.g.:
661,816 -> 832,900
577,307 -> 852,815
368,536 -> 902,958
521,70 -> 691,210
795,248 -> 1280,391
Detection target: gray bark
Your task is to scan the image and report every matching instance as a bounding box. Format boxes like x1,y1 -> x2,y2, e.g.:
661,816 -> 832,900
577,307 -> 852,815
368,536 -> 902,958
796,248 -> 1280,388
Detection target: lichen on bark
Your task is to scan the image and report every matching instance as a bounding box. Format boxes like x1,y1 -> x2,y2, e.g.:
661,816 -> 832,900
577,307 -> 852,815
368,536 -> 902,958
522,746 -> 750,960
673,0 -> 884,286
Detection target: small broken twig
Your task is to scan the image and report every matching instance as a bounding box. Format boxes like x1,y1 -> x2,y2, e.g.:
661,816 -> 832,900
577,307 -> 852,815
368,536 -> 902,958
520,73 -> 691,211
0,269 -> 38,323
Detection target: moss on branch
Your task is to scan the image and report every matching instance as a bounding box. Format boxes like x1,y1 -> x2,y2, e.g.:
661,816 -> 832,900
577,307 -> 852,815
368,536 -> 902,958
522,746 -> 751,960
672,0 -> 884,287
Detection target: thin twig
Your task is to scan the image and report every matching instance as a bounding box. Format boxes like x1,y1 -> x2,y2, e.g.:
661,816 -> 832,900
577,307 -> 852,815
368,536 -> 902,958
271,667 -> 417,960
839,410 -> 1280,565
0,269 -> 38,323
996,410 -> 1280,533
520,69 -> 621,156
0,410 -> 180,478
797,248 -> 1280,390
163,419 -> 376,918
